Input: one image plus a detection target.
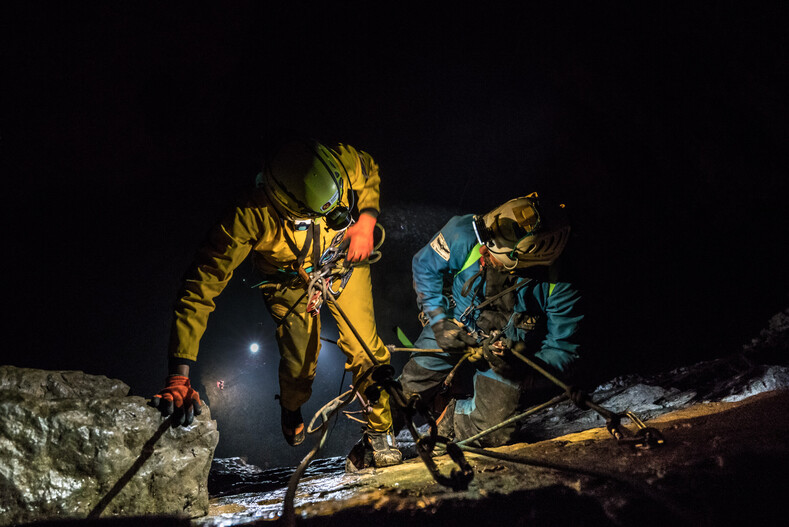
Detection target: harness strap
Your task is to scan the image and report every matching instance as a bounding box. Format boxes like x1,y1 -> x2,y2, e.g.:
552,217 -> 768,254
470,277 -> 533,313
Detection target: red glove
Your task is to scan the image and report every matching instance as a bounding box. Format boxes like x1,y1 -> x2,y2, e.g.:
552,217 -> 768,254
150,375 -> 202,426
343,213 -> 376,263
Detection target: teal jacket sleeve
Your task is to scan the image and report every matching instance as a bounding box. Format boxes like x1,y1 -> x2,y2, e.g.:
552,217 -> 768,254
412,214 -> 478,325
521,281 -> 583,373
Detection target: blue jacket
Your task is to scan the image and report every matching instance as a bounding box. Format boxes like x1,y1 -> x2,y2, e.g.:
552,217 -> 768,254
412,214 -> 583,373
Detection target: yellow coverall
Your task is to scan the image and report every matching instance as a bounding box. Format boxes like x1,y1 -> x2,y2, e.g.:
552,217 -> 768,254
168,144 -> 392,432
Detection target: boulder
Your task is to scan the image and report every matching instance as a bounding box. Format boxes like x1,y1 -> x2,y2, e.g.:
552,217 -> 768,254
0,366 -> 219,526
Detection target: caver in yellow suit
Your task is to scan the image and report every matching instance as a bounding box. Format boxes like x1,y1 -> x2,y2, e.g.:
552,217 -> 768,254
150,139 -> 402,469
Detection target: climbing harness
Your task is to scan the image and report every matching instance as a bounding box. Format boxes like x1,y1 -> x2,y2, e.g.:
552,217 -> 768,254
305,231 -> 352,316
457,267 -> 533,326
253,221 -> 385,325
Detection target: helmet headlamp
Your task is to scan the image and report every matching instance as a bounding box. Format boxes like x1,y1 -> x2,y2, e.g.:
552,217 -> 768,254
324,204 -> 353,230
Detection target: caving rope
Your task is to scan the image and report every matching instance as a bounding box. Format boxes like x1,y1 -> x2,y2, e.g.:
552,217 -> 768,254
390,336 -> 666,451
279,223 -> 474,527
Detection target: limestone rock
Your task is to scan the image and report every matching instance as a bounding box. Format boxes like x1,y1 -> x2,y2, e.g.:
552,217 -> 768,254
0,366 -> 219,526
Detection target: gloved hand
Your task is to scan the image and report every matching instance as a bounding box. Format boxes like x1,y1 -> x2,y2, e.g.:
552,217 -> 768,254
150,375 -> 202,426
343,213 -> 376,263
481,340 -> 516,377
431,318 -> 478,353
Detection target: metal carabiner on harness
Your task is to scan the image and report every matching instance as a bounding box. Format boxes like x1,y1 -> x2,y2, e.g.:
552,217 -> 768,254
306,232 -> 354,317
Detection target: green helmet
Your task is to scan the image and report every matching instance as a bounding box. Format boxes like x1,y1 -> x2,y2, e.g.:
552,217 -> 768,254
259,139 -> 353,229
473,193 -> 570,270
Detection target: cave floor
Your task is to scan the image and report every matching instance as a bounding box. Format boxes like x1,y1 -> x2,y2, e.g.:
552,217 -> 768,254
196,389 -> 789,526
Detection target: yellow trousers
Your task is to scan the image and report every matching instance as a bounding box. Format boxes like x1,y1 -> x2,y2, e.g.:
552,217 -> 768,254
261,263 -> 392,432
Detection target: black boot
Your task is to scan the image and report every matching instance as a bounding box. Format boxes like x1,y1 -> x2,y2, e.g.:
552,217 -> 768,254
345,427 -> 403,472
281,406 -> 305,447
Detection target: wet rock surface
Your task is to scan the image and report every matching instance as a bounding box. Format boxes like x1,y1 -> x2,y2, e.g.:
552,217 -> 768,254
0,366 -> 219,526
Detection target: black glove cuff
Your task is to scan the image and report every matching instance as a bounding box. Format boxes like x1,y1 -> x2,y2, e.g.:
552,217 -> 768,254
359,208 -> 379,219
168,356 -> 196,374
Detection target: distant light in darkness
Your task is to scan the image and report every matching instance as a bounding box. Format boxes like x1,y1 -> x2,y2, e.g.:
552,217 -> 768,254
249,343 -> 260,353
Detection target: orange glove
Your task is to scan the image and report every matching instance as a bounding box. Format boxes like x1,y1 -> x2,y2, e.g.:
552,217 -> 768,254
150,375 -> 202,426
343,213 -> 376,263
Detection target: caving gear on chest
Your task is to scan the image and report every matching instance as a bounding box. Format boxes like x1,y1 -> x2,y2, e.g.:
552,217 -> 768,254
305,230 -> 356,315
458,266 -> 537,334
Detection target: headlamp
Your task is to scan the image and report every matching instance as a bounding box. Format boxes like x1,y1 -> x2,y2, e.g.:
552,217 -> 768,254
325,205 -> 353,230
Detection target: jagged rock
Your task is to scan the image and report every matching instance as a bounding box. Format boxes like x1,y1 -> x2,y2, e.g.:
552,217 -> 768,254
721,365 -> 789,402
192,309 -> 789,526
0,366 -> 219,526
743,308 -> 789,364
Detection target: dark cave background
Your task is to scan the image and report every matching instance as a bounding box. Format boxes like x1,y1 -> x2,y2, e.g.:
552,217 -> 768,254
3,2 -> 788,468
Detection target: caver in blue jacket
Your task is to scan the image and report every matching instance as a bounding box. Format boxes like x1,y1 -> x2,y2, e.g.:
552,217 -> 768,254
398,210 -> 583,447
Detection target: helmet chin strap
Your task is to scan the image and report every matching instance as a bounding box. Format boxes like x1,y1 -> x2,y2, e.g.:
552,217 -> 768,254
485,247 -> 519,271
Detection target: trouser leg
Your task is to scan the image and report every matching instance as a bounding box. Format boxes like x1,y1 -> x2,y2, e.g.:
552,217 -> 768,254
396,323 -> 470,427
328,263 -> 392,432
453,369 -> 523,447
262,285 -> 321,411
398,358 -> 453,398
395,357 -> 452,432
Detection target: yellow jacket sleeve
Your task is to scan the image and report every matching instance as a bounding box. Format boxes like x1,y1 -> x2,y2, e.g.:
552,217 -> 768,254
169,193 -> 273,362
333,144 -> 381,217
